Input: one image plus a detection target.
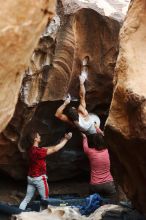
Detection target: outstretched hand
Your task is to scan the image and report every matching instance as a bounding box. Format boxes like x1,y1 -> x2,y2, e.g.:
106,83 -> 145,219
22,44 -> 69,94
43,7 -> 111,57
64,94 -> 71,104
65,132 -> 72,140
94,122 -> 104,135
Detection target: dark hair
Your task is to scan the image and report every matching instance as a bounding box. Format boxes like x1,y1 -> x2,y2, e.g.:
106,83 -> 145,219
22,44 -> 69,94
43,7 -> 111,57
66,106 -> 79,122
87,133 -> 106,150
29,131 -> 38,144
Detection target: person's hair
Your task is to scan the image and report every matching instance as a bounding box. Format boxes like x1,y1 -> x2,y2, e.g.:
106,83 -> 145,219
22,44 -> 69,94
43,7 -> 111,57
87,133 -> 106,150
29,131 -> 39,144
65,106 -> 79,122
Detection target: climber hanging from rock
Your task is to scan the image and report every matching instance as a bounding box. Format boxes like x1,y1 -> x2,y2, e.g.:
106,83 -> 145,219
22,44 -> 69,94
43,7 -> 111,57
55,56 -> 101,134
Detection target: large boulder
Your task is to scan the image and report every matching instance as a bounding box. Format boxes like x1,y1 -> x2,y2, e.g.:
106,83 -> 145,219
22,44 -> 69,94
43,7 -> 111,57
105,0 -> 146,215
0,0 -> 55,133
12,204 -> 144,220
0,3 -> 120,180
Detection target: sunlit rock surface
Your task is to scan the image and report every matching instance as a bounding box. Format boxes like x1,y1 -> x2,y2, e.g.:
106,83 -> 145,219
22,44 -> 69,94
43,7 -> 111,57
12,204 -> 144,220
62,0 -> 130,21
105,0 -> 146,215
0,0 -> 55,133
0,2 -> 120,180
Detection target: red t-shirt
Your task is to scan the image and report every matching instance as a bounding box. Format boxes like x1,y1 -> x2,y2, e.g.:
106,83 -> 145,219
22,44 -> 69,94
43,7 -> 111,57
83,137 -> 113,185
28,146 -> 47,177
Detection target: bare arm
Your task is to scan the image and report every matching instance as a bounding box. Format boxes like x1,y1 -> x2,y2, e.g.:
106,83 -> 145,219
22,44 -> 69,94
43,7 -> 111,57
55,98 -> 71,123
46,132 -> 72,155
78,67 -> 88,116
94,122 -> 104,136
81,133 -> 90,154
79,76 -> 86,109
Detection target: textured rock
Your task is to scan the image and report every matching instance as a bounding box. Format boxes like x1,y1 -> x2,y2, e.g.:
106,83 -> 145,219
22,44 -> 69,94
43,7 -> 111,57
12,204 -> 144,220
105,0 -> 146,215
0,0 -> 55,133
61,0 -> 130,21
0,4 -> 120,180
21,7 -> 120,112
12,206 -> 82,220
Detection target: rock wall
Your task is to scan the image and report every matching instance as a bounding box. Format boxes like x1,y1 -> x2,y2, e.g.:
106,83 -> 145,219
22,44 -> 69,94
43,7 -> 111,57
0,2 -> 120,180
0,0 -> 56,133
12,204 -> 145,220
61,0 -> 130,21
20,7 -> 120,111
105,0 -> 146,214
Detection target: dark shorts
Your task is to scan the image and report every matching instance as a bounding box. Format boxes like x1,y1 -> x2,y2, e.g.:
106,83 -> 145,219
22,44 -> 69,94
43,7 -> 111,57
89,181 -> 117,199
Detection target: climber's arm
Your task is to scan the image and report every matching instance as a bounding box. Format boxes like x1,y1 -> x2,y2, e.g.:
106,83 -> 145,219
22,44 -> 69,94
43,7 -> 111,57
55,98 -> 71,123
45,133 -> 72,155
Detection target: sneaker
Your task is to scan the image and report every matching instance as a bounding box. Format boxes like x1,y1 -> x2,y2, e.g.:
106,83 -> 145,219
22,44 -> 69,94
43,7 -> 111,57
25,208 -> 32,212
120,201 -> 133,209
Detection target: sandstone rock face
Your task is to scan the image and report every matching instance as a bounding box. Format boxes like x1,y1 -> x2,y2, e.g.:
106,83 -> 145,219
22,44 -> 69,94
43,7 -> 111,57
0,0 -> 55,133
20,6 -> 120,113
0,4 -> 120,180
61,0 -> 130,21
105,0 -> 146,214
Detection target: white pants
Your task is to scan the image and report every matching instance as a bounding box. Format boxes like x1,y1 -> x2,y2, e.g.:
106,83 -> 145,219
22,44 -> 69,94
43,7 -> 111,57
19,175 -> 49,210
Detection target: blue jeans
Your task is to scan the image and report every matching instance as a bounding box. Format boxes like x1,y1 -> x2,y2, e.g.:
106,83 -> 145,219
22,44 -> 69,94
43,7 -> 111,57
19,175 -> 49,210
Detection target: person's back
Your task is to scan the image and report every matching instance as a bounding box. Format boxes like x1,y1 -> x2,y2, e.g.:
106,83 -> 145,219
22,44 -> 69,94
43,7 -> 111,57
85,148 -> 113,185
78,113 -> 100,134
82,133 -> 116,199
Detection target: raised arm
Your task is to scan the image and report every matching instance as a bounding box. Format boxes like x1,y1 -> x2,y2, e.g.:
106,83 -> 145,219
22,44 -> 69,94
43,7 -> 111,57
46,132 -> 72,155
82,133 -> 90,154
55,96 -> 71,123
78,72 -> 87,114
78,61 -> 88,117
94,122 -> 104,136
